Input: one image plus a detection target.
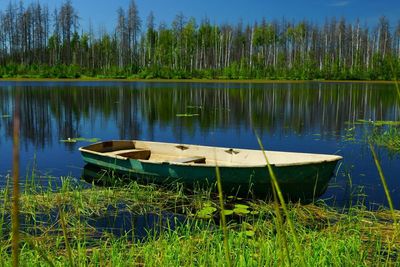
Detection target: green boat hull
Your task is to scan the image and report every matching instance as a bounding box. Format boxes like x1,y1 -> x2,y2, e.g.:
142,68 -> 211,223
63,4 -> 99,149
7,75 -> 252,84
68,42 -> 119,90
80,151 -> 339,200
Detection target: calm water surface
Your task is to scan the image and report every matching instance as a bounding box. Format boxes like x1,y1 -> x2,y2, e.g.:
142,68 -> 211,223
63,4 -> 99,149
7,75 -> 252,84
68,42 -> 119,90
0,81 -> 399,208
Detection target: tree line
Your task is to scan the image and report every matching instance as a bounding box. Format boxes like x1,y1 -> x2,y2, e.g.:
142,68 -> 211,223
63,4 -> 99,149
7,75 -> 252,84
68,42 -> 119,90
0,0 -> 399,80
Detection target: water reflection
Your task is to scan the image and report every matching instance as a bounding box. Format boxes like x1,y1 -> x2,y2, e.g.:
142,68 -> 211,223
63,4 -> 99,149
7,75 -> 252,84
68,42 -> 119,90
0,208 -> 186,242
87,207 -> 186,240
0,81 -> 400,208
0,82 -> 399,148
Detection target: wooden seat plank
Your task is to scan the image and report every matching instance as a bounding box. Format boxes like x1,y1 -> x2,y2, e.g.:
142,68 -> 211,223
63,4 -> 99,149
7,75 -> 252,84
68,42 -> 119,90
172,156 -> 206,164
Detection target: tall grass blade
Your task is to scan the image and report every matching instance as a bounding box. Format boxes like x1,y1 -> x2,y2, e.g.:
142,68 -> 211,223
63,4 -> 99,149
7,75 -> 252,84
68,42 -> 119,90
255,133 -> 306,267
271,184 -> 291,266
11,88 -> 20,267
215,166 -> 232,267
59,207 -> 74,267
369,143 -> 396,225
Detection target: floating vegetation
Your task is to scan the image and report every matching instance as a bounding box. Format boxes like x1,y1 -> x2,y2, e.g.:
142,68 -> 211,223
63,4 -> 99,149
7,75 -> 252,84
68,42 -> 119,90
195,203 -> 217,219
370,127 -> 400,153
232,204 -> 251,215
74,137 -> 101,142
186,105 -> 203,109
0,114 -> 11,118
223,209 -> 234,216
60,137 -> 77,143
344,119 -> 400,153
343,127 -> 356,142
60,137 -> 100,143
176,113 -> 199,117
354,119 -> 400,126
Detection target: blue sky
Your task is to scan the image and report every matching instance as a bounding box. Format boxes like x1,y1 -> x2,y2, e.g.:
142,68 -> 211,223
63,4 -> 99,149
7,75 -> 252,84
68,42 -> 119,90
1,0 -> 399,31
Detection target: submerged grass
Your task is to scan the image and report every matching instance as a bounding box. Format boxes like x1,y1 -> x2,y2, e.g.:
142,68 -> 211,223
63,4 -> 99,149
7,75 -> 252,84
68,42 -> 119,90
344,120 -> 400,153
370,126 -> 400,153
0,177 -> 399,265
355,119 -> 400,126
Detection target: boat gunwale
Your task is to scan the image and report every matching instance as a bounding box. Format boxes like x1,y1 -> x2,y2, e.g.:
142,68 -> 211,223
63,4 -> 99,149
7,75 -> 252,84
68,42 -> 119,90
79,140 -> 343,168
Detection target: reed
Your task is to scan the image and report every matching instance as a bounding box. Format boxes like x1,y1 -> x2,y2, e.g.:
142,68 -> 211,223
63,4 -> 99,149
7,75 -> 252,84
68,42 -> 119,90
369,143 -> 396,224
0,178 -> 399,265
370,126 -> 400,153
59,207 -> 74,267
363,63 -> 400,263
255,133 -> 306,267
215,166 -> 231,267
11,88 -> 20,267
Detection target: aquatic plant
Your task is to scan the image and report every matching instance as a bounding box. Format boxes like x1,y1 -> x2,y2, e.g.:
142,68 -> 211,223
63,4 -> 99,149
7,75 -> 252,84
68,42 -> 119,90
0,178 -> 399,265
370,126 -> 400,153
60,137 -> 101,143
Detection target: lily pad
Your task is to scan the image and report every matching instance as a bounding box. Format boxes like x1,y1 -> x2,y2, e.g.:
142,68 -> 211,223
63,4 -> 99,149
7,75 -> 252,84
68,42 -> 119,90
223,209 -> 234,216
234,204 -> 250,210
233,208 -> 250,215
196,206 -> 217,219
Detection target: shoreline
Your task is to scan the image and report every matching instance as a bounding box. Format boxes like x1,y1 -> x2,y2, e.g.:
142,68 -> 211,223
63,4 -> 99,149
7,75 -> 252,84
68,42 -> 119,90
0,77 -> 399,84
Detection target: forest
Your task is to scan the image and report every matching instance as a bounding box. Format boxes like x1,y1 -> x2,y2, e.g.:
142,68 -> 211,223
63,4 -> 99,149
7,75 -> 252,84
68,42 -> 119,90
0,0 -> 399,80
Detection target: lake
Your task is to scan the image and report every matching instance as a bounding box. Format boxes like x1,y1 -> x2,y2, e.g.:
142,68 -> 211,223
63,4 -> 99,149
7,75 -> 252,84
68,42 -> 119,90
0,81 -> 399,208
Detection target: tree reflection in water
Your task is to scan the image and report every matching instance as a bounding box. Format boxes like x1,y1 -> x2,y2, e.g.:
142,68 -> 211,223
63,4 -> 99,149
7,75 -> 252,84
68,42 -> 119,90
0,81 -> 399,208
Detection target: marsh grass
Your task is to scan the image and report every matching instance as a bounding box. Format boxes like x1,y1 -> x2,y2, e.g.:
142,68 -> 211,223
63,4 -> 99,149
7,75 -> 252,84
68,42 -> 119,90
255,133 -> 305,267
370,126 -> 400,153
362,66 -> 400,264
344,120 -> 400,154
215,166 -> 232,267
0,176 -> 399,265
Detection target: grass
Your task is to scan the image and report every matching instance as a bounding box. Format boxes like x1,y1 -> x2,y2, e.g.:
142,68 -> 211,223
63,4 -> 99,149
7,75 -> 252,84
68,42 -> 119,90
370,126 -> 400,153
0,176 -> 399,266
344,120 -> 400,153
356,119 -> 400,127
256,134 -> 305,266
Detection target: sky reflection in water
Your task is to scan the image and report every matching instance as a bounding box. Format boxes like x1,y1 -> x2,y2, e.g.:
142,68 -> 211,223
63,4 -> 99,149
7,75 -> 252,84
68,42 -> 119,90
0,81 -> 399,208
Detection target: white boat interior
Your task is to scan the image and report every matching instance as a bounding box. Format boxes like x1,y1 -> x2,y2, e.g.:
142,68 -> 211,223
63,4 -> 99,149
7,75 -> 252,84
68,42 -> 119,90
79,140 -> 343,167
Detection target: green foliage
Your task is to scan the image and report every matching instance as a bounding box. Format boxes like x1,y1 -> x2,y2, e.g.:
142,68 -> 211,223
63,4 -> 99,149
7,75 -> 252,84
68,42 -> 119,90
1,61 -> 396,81
1,1 -> 400,81
370,126 -> 400,153
0,180 -> 399,266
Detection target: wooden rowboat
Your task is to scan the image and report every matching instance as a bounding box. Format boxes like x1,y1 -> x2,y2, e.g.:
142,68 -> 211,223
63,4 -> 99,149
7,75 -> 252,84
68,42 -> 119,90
79,140 -> 342,200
